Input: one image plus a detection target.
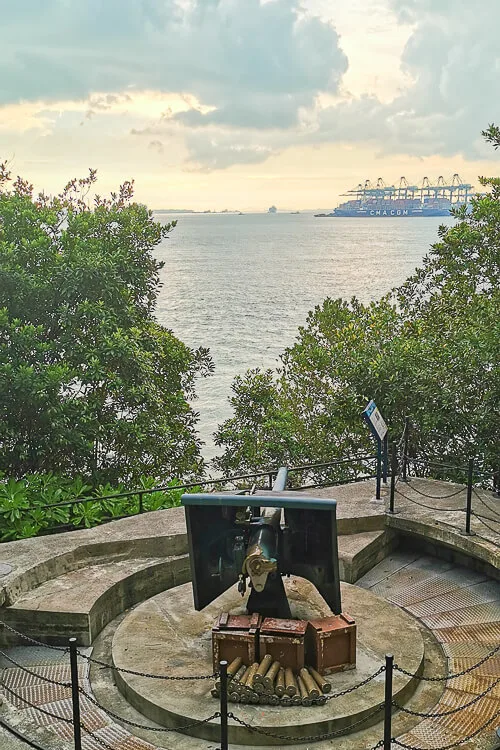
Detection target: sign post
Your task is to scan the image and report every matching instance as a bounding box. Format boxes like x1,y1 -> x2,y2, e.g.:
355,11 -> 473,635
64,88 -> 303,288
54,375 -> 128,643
363,400 -> 388,500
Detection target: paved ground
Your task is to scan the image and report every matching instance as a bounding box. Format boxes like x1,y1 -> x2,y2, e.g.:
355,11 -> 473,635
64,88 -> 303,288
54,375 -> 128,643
0,551 -> 498,749
0,475 -> 497,748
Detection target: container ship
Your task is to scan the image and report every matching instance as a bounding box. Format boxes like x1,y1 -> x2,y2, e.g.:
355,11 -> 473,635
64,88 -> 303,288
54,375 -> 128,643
315,175 -> 473,218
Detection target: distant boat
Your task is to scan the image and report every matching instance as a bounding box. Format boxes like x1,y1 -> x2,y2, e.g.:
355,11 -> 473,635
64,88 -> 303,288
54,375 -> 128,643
268,205 -> 277,214
315,175 -> 474,218
290,211 -> 300,214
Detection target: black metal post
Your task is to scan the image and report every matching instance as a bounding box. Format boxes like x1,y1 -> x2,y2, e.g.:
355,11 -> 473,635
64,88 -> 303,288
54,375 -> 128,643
402,416 -> 410,482
465,457 -> 474,535
382,434 -> 388,484
138,492 -> 144,514
69,638 -> 82,750
494,467 -> 500,498
384,654 -> 394,750
219,660 -> 228,750
268,472 -> 274,490
376,443 -> 382,500
390,441 -> 397,514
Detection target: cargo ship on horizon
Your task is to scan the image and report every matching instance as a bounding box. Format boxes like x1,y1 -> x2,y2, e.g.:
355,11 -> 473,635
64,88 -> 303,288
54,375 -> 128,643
315,175 -> 473,218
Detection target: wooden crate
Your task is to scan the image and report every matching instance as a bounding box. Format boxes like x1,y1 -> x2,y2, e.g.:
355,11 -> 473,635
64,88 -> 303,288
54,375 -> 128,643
212,613 -> 261,671
259,618 -> 308,671
306,613 -> 356,675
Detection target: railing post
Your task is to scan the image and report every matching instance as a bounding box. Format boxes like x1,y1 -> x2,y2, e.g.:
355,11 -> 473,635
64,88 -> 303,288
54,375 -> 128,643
465,457 -> 474,535
384,654 -> 394,750
382,434 -> 388,484
69,638 -> 82,750
268,472 -> 274,490
219,660 -> 228,750
494,466 -> 500,498
138,492 -> 144,514
376,445 -> 382,500
389,441 -> 397,514
402,416 -> 410,482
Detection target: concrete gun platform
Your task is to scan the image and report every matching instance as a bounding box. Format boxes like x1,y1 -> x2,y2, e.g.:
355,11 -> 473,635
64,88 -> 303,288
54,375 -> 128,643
111,578 -> 424,744
0,475 -> 498,749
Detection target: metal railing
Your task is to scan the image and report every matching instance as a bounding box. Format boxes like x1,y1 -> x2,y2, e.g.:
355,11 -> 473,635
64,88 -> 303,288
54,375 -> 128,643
384,419 -> 499,546
0,453 -> 377,541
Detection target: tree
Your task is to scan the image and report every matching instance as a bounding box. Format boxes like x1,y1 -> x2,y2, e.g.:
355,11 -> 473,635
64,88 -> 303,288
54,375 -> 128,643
0,164 -> 213,483
214,128 -> 500,480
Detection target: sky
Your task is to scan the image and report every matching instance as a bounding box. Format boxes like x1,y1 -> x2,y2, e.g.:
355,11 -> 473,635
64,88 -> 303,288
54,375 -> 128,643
1,0 -> 499,211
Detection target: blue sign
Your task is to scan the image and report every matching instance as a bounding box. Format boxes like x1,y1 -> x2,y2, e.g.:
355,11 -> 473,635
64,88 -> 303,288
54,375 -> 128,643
363,400 -> 388,442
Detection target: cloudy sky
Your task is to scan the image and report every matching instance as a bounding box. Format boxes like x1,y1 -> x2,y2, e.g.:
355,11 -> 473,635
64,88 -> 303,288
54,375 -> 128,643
1,0 -> 499,210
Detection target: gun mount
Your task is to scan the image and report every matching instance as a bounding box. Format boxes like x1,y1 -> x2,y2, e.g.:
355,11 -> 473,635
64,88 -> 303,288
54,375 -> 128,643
181,469 -> 342,619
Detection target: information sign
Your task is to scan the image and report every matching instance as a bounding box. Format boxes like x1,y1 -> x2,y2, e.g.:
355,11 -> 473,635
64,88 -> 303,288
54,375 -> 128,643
363,400 -> 388,442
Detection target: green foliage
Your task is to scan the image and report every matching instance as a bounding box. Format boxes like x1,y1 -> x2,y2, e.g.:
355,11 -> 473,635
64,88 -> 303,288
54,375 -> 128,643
0,164 -> 213,483
0,472 -> 189,541
214,129 -> 500,480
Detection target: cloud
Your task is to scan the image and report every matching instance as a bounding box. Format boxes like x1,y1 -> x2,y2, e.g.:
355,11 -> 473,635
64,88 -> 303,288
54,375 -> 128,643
2,0 -> 499,171
184,130 -> 275,170
148,140 -> 164,154
1,1 -> 346,119
292,0 -> 500,164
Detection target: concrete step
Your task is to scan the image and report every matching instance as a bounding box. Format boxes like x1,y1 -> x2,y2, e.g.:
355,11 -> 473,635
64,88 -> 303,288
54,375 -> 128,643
337,529 -> 397,583
0,554 -> 190,646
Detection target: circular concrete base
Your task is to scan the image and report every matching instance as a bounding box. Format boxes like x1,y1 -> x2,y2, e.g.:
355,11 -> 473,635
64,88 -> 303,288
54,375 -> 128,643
112,579 -> 424,745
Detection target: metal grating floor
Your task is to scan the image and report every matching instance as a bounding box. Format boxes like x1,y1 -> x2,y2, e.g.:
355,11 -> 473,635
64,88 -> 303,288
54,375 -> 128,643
1,551 -> 499,749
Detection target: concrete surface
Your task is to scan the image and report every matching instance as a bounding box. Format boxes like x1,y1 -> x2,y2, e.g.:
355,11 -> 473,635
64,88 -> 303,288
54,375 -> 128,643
111,578 -> 424,744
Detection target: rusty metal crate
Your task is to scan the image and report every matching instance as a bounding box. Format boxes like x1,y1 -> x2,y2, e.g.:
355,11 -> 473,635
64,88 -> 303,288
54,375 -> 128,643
212,613 -> 261,671
306,613 -> 356,675
259,618 -> 308,671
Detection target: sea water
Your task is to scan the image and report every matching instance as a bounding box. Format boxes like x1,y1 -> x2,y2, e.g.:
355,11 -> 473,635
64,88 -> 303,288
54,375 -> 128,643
154,212 -> 449,460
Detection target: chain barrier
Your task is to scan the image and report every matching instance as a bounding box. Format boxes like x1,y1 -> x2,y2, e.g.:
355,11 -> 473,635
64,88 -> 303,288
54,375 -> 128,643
394,643 -> 500,681
471,512 -> 500,543
473,488 -> 500,519
474,510 -> 500,525
394,486 -> 464,512
79,649 -> 215,680
473,487 -> 500,516
404,457 -> 469,474
393,674 -> 500,717
0,620 -> 68,651
79,685 -> 220,732
228,703 -> 384,742
397,479 -> 466,501
392,708 -> 500,750
0,647 -> 71,688
0,619 -> 214,680
80,722 -> 116,750
0,717 -> 52,750
324,665 -> 386,701
0,678 -> 74,723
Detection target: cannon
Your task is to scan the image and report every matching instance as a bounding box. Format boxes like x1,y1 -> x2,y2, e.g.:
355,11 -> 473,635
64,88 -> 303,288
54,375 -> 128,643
181,469 -> 342,619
